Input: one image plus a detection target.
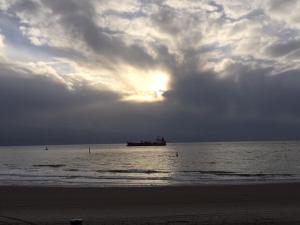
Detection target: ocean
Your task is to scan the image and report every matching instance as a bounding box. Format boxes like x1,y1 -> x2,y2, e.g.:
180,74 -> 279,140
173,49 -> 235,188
0,141 -> 299,187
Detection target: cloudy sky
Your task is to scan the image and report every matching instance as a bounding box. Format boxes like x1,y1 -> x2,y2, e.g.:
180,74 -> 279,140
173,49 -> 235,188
1,0 -> 300,145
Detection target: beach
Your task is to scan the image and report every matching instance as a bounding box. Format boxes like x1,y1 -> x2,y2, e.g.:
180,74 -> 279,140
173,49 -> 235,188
1,183 -> 300,225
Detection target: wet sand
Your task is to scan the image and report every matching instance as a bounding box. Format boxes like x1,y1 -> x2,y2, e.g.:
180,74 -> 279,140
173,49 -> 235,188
1,183 -> 300,224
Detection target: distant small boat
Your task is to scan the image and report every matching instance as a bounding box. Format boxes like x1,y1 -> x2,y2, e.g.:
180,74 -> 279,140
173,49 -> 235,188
127,137 -> 166,146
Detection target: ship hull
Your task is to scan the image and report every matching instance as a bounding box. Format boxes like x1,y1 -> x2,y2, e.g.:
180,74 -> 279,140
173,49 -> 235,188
127,142 -> 166,146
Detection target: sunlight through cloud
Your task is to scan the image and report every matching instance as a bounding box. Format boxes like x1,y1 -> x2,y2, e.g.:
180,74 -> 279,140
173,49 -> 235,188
122,69 -> 170,102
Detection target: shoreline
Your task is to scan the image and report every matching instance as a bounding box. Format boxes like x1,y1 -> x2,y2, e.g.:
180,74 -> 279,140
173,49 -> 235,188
1,183 -> 300,224
2,177 -> 300,188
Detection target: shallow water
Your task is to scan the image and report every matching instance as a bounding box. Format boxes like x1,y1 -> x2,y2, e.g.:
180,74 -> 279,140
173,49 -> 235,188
0,141 -> 299,187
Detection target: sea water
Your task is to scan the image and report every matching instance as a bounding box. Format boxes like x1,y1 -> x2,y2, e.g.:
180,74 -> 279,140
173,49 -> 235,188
0,141 -> 299,187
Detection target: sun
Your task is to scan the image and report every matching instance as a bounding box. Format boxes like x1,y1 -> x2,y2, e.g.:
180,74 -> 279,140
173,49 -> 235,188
122,69 -> 170,102
149,73 -> 169,99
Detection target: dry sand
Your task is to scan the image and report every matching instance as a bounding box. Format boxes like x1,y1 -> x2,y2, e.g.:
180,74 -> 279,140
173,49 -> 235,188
1,183 -> 300,224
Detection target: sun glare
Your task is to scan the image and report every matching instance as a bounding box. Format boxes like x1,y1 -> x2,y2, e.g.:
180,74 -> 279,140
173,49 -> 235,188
150,73 -> 169,97
123,70 -> 170,102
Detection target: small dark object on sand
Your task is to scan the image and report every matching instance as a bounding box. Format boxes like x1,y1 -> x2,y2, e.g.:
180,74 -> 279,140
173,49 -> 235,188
70,218 -> 82,225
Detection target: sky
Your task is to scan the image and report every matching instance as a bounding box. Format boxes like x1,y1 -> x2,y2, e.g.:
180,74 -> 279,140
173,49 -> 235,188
1,0 -> 300,145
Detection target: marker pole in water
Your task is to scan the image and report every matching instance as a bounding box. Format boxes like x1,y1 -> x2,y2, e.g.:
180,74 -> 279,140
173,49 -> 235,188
89,146 -> 91,154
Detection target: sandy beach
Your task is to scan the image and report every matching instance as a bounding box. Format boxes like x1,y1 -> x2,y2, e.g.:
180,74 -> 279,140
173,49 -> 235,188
1,183 -> 300,225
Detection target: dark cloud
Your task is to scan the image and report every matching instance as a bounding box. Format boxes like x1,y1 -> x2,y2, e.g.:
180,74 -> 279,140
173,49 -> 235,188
10,0 -> 39,13
162,63 -> 300,141
265,39 -> 300,57
2,58 -> 300,145
151,6 -> 181,35
0,62 -> 123,145
167,64 -> 300,118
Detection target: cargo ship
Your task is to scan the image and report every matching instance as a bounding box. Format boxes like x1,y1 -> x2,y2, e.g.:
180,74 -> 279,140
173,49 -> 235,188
127,137 -> 166,146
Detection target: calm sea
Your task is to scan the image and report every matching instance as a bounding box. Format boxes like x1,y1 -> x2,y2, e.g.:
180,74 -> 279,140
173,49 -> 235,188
0,141 -> 299,187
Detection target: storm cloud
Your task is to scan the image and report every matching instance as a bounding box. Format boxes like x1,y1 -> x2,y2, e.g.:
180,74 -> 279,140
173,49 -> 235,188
1,0 -> 300,145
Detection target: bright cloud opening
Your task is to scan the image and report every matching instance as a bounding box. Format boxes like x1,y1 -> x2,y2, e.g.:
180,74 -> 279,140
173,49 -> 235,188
122,69 -> 170,102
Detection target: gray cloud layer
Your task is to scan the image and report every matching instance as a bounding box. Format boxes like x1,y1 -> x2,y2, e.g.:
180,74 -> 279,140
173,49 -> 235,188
1,0 -> 300,145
